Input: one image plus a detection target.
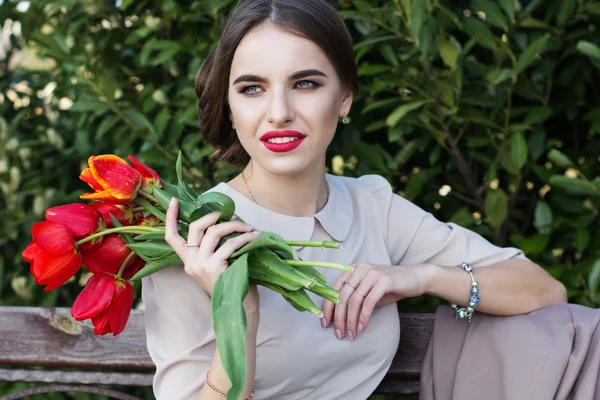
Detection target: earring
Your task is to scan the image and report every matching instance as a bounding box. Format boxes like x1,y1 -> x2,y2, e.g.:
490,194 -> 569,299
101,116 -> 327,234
232,123 -> 236,130
342,114 -> 348,124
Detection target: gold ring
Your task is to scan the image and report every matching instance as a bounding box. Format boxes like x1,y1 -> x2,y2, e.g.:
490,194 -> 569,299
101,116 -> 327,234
343,280 -> 358,290
356,289 -> 367,298
183,242 -> 200,248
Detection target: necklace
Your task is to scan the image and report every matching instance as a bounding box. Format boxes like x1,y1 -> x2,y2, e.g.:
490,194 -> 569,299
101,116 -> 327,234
241,171 -> 330,206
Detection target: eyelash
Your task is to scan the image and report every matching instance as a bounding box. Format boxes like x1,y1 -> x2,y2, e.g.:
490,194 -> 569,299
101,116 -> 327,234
239,80 -> 321,95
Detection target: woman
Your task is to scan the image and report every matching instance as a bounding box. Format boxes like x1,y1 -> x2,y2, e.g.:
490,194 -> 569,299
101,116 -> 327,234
142,1 -> 568,399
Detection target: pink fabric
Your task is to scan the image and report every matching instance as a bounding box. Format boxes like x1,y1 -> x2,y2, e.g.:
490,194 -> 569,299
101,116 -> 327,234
420,304 -> 600,400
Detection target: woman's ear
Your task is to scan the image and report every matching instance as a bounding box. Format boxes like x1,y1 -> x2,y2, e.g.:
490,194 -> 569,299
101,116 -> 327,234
340,89 -> 353,119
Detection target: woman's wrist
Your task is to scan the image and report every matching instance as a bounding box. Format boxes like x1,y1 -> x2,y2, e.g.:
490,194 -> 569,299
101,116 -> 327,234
422,263 -> 446,296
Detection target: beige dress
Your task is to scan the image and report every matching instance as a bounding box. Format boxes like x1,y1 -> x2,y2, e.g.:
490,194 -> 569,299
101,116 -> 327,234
142,174 -> 528,400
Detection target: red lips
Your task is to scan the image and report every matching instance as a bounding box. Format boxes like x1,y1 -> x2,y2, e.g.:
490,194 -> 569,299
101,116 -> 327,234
261,130 -> 306,153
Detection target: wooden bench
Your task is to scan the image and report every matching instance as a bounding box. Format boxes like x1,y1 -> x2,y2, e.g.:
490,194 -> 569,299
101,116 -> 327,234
0,306 -> 434,399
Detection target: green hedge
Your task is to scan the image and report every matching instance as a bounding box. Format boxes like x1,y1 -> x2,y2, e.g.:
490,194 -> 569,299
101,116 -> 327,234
1,0 -> 600,397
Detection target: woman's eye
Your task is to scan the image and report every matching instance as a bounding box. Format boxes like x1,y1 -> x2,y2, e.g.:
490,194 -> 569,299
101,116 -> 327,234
296,80 -> 319,89
241,85 -> 262,94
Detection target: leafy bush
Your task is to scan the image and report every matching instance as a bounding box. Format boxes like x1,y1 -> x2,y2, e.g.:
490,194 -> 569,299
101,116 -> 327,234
1,0 -> 599,397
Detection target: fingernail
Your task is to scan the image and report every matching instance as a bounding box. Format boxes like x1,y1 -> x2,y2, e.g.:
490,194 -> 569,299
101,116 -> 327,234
321,318 -> 326,328
358,324 -> 364,333
252,230 -> 261,235
244,223 -> 253,229
347,330 -> 354,341
169,197 -> 175,206
335,329 -> 343,340
230,215 -> 237,220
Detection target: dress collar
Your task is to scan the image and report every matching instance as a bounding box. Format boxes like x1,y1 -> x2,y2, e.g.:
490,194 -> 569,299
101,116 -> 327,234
211,174 -> 353,244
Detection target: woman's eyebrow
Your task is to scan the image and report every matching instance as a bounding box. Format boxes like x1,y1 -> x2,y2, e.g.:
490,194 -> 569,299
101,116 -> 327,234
232,69 -> 327,85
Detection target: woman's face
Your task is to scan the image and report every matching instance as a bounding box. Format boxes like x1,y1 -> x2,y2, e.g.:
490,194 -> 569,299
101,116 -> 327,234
228,23 -> 352,176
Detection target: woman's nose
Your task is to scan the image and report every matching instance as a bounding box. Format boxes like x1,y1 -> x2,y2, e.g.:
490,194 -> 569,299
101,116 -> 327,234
266,87 -> 294,126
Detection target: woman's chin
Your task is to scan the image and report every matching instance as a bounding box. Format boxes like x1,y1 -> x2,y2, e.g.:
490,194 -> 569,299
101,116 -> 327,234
256,156 -> 320,177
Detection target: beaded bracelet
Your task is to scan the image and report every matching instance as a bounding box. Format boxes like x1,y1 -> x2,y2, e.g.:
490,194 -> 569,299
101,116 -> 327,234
205,371 -> 255,399
450,261 -> 479,323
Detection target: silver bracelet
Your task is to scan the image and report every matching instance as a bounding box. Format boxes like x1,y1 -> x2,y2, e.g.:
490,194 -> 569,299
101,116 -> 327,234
451,261 -> 479,323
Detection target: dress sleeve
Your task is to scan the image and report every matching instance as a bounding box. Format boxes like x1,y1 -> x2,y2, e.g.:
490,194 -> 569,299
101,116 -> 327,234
141,266 -> 216,400
360,175 -> 529,267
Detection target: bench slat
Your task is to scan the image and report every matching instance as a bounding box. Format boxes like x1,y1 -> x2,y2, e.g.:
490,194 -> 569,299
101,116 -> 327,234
0,306 -> 433,391
0,369 -> 153,386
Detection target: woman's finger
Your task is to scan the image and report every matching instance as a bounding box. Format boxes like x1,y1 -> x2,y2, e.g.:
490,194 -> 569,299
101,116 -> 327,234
358,284 -> 386,333
164,198 -> 187,261
186,211 -> 222,246
212,231 -> 261,260
345,276 -> 375,339
321,272 -> 350,329
198,221 -> 254,257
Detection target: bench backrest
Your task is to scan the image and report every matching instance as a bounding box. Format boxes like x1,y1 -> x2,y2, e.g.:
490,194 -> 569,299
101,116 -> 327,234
0,306 -> 433,395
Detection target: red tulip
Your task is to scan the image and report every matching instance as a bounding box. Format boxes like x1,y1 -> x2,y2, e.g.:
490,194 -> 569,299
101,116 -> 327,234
83,234 -> 135,275
137,214 -> 160,227
122,256 -> 145,280
80,155 -> 142,204
46,203 -> 105,237
32,221 -> 76,256
90,203 -> 135,228
22,223 -> 83,292
128,155 -> 162,193
72,273 -> 134,336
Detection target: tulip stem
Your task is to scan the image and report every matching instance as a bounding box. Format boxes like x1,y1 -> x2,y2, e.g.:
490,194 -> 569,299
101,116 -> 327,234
76,226 -> 164,246
285,241 -> 340,249
138,192 -> 159,204
285,260 -> 353,272
117,251 -> 136,279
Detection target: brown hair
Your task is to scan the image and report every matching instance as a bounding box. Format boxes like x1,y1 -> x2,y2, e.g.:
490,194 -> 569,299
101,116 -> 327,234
195,0 -> 359,166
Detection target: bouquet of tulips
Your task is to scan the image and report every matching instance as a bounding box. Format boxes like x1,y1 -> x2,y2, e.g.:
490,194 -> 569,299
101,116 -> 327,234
21,152 -> 350,400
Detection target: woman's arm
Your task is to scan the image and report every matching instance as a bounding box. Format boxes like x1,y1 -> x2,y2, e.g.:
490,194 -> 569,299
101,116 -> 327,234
197,306 -> 259,400
424,258 -> 568,316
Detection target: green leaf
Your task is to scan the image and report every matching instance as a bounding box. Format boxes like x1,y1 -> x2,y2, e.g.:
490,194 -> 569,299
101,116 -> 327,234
528,130 -> 546,161
524,107 -> 552,125
473,0 -> 509,30
129,252 -> 182,281
122,109 -> 158,138
212,253 -> 250,400
410,0 -> 428,47
176,151 -> 184,184
386,100 -> 429,127
230,232 -> 295,260
449,207 -> 476,227
547,149 -> 574,168
127,241 -> 174,259
462,16 -> 498,50
438,37 -> 458,70
497,0 -> 516,21
549,176 -> 599,196
362,98 -> 401,114
510,132 -> 528,168
515,34 -> 550,75
533,201 -> 553,235
486,68 -> 514,85
519,234 -> 550,254
576,41 -> 600,61
96,115 -> 120,140
70,100 -> 110,113
573,228 -> 590,252
484,189 -> 509,229
589,259 -> 600,301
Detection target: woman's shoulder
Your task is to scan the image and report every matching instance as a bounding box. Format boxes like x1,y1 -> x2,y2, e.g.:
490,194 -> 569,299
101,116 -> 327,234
330,173 -> 392,197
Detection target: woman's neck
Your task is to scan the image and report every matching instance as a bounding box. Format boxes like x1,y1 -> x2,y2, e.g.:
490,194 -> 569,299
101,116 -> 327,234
228,162 -> 329,217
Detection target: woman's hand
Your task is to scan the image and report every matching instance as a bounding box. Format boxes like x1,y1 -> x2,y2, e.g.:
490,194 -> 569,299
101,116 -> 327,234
321,263 -> 432,340
164,197 -> 261,313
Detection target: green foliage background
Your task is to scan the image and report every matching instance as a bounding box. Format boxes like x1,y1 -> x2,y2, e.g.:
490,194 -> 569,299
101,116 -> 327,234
1,0 -> 600,398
